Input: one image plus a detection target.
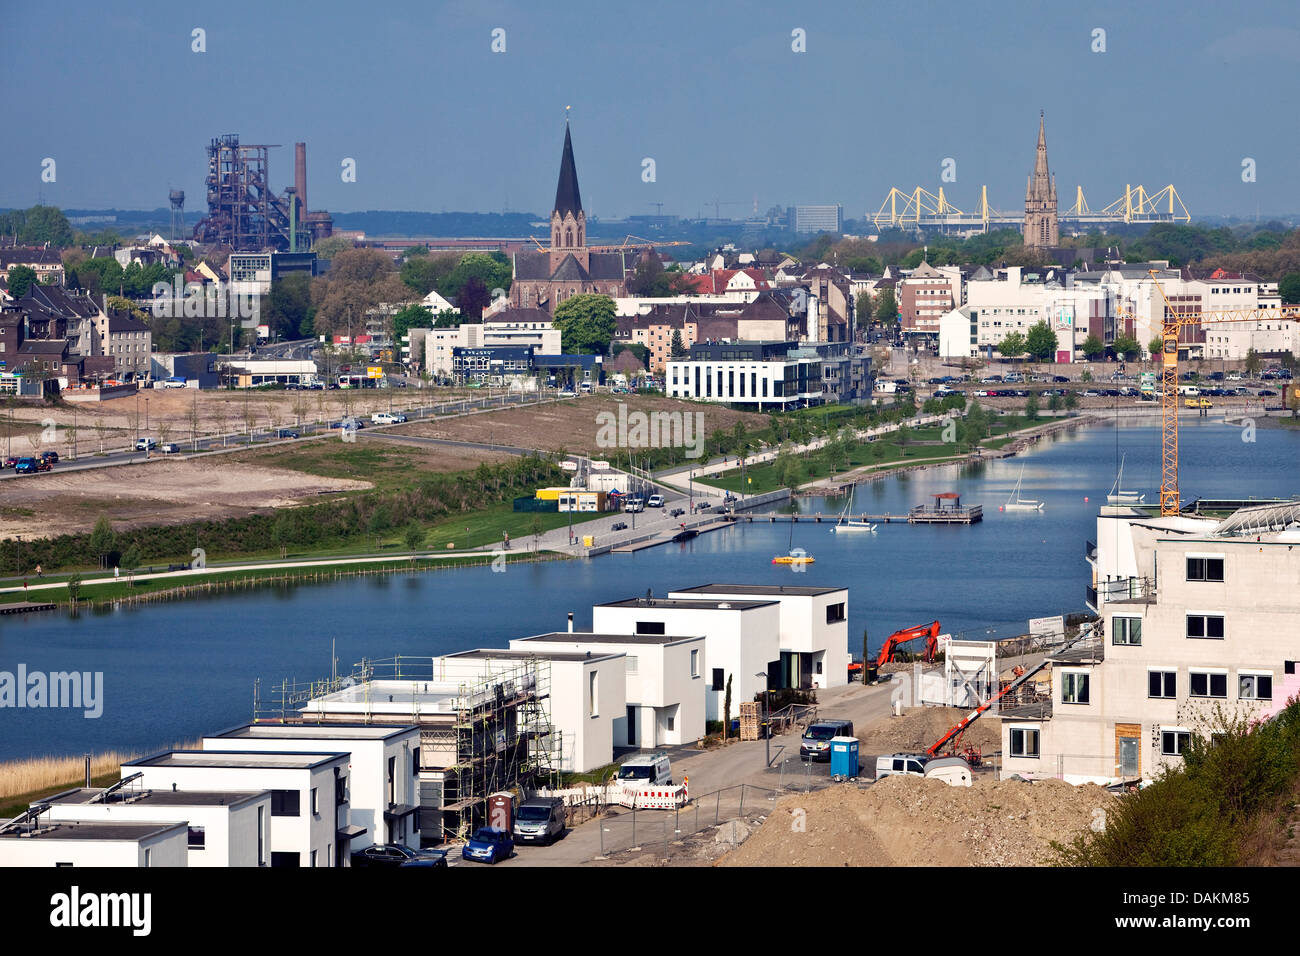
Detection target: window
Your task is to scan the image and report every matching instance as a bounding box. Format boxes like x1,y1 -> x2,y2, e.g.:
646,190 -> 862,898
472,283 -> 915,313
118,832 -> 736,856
1112,617 -> 1142,646
625,655 -> 639,675
712,668 -> 725,691
1186,614 -> 1225,639
690,649 -> 699,677
335,774 -> 347,804
1148,670 -> 1176,699
1189,671 -> 1228,698
1061,672 -> 1090,704
144,849 -> 151,868
270,789 -> 300,817
826,602 -> 846,624
185,825 -> 206,849
1161,730 -> 1192,756
1009,727 -> 1040,757
1186,556 -> 1225,582
258,806 -> 265,865
667,715 -> 675,731
310,849 -> 318,868
635,621 -> 665,635
588,670 -> 598,717
1239,673 -> 1273,701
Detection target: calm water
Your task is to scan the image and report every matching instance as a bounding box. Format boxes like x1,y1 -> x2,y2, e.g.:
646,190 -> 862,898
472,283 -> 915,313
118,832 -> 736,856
1,419 -> 1296,761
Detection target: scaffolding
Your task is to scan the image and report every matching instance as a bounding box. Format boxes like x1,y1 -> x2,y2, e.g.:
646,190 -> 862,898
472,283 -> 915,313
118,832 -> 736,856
253,654 -> 562,844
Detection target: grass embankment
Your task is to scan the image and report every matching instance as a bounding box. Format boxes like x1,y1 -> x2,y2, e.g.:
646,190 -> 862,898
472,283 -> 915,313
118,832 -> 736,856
1055,700 -> 1300,866
0,740 -> 200,818
699,414 -> 1039,494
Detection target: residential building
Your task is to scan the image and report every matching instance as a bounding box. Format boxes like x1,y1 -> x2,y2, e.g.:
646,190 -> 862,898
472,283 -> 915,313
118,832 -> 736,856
121,750 -> 352,867
203,724 -> 421,850
1001,500 -> 1300,785
799,264 -> 853,342
96,309 -> 153,378
898,262 -> 961,341
36,786 -> 270,867
667,341 -> 823,409
0,816 -> 188,868
0,247 -> 65,286
511,631 -> 707,749
668,584 -> 851,690
590,597 -> 783,722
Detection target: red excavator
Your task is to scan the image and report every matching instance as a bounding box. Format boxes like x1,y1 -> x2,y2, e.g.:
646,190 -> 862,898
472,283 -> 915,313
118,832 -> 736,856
875,621 -> 942,668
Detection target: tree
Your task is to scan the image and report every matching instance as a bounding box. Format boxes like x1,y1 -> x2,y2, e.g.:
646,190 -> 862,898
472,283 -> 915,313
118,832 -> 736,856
403,522 -> 425,553
895,423 -> 912,456
874,287 -> 898,325
1048,392 -> 1062,412
266,273 -> 315,340
1244,349 -> 1262,377
529,514 -> 544,552
1113,334 -> 1140,362
6,265 -> 37,299
89,516 -> 116,563
670,329 -> 687,358
552,294 -> 617,355
963,402 -> 988,450
120,544 -> 140,572
67,573 -> 82,607
854,290 -> 873,337
392,304 -> 434,341
458,276 -> 491,320
309,248 -> 409,337
311,235 -> 354,259
998,331 -> 1027,358
1024,320 -> 1058,362
1024,393 -> 1040,421
1064,391 -> 1078,412
1082,334 -> 1105,361
1149,336 -> 1164,360
1279,272 -> 1300,304
723,673 -> 733,740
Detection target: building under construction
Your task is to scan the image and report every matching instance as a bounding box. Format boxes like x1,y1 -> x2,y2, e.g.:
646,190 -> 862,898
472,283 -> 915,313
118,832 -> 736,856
254,655 -> 559,844
193,135 -> 333,252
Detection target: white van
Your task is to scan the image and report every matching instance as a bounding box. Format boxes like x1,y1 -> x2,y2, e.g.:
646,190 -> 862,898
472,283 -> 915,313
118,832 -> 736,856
875,753 -> 928,779
1177,385 -> 1201,397
616,752 -> 671,787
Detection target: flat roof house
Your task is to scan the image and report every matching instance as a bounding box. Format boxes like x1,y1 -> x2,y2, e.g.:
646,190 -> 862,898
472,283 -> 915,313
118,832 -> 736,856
511,631 -> 707,749
0,812 -> 187,868
122,750 -> 351,867
203,723 -> 421,852
591,597 -> 782,722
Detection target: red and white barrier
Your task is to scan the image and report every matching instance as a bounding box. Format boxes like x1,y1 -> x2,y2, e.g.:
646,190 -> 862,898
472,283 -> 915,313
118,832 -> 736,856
620,779 -> 690,810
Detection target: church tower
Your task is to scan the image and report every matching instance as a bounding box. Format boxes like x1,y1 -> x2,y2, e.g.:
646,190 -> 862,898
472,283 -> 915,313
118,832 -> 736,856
1023,111 -> 1058,249
549,122 -> 590,273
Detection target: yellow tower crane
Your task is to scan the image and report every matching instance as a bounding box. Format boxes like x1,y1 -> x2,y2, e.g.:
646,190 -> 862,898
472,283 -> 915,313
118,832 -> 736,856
1126,270 -> 1300,515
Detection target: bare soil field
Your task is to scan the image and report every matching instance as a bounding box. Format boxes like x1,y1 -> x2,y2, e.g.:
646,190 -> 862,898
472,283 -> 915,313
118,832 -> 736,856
0,459 -> 372,539
856,706 -> 1002,756
393,393 -> 765,455
718,775 -> 1111,867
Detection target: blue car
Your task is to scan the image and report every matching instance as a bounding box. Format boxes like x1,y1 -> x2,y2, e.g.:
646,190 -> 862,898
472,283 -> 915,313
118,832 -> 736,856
461,827 -> 514,864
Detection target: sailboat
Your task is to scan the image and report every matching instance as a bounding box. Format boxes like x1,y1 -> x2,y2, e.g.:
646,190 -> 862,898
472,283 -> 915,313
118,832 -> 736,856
832,484 -> 878,532
1002,462 -> 1044,512
773,509 -> 816,564
1107,454 -> 1145,505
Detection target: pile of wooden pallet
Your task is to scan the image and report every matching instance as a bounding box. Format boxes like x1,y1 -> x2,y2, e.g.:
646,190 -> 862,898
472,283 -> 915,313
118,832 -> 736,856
739,701 -> 761,741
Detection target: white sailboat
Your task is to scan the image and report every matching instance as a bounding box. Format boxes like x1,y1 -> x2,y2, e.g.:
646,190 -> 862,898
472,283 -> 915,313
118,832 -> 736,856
1107,454 -> 1145,505
1003,462 -> 1044,512
832,484 -> 877,532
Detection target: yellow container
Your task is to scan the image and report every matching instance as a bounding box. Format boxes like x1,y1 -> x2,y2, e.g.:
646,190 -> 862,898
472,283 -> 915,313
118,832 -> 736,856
582,535 -> 594,547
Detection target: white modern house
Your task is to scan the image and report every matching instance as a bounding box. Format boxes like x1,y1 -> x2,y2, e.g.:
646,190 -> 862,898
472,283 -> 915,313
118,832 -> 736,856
1001,500 -> 1300,784
121,750 -> 352,867
439,649 -> 625,774
33,786 -> 269,867
591,597 -> 782,722
510,631 -> 707,748
0,816 -> 189,868
668,584 -> 851,690
203,723 -> 421,851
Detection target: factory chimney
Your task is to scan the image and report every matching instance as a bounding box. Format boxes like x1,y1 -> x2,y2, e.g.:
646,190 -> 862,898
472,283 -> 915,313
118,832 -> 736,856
294,142 -> 308,217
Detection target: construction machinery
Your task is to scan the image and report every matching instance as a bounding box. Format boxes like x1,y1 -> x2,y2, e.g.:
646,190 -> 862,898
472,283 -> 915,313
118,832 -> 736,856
925,662 -> 1044,767
875,620 -> 941,668
1125,272 -> 1300,516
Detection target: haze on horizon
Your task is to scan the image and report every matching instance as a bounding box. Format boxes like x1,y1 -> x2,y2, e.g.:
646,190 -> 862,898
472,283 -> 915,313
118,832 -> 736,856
3,0 -> 1299,222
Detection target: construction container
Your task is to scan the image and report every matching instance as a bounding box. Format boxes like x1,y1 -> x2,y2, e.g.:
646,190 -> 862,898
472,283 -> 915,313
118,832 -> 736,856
829,736 -> 860,778
582,535 -> 594,547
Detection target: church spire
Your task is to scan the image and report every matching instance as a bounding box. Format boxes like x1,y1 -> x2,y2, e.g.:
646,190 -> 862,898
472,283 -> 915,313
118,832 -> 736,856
553,122 -> 583,219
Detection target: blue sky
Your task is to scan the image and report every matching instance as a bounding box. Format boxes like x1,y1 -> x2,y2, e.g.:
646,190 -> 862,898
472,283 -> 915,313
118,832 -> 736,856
4,0 -> 1298,219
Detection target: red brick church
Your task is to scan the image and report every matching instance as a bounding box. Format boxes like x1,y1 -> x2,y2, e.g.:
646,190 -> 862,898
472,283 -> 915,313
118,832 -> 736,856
510,123 -> 634,313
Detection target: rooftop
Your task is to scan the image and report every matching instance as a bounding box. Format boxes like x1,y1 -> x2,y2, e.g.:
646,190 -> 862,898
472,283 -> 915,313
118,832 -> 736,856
41,787 -> 267,808
124,750 -> 347,770
211,723 -> 418,742
598,597 -> 776,611
0,820 -> 186,842
669,583 -> 845,597
446,648 -> 623,664
517,631 -> 706,646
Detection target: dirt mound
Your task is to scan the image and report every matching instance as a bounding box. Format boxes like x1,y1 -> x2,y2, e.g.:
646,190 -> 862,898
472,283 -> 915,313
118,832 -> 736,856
719,775 -> 1110,867
857,706 -> 1001,757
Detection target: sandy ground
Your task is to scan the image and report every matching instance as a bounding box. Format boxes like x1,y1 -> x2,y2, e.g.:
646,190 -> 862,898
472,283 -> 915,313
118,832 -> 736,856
856,706 -> 1003,756
718,775 -> 1111,867
394,393 -> 764,455
0,459 -> 372,539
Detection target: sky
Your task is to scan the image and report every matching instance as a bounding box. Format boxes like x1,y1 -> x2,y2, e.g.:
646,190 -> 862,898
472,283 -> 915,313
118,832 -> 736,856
3,0 -> 1299,222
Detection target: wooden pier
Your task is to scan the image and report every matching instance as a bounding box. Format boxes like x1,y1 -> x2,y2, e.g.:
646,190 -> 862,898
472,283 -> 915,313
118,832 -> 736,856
732,491 -> 983,525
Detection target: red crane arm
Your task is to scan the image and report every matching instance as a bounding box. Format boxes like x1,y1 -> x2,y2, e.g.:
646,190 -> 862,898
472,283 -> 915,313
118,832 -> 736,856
876,621 -> 941,667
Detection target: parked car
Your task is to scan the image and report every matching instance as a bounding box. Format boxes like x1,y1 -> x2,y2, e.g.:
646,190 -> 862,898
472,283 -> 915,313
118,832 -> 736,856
163,378 -> 188,389
351,843 -> 448,868
1258,389 -> 1278,397
14,457 -> 39,474
39,451 -> 58,464
646,494 -> 665,508
801,719 -> 854,761
1052,375 -> 1070,383
461,827 -> 514,864
616,752 -> 672,786
275,429 -> 300,439
875,753 -> 930,779
160,442 -> 180,454
371,411 -> 407,424
1,456 -> 16,469
623,497 -> 645,513
512,797 -> 567,846
135,438 -> 156,451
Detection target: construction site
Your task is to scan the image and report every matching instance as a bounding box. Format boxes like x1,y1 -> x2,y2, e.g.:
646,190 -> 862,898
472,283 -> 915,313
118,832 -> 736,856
192,135 -> 333,252
253,655 -> 561,843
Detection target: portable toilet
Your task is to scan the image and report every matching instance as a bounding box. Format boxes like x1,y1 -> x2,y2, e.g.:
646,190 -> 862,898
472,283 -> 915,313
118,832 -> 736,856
829,736 -> 860,778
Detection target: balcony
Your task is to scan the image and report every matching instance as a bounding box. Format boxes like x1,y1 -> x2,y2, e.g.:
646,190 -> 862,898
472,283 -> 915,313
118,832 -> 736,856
1095,576 -> 1157,607
1085,540 -> 1097,563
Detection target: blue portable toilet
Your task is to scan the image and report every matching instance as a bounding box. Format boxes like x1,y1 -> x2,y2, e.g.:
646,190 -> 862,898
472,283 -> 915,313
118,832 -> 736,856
829,736 -> 860,778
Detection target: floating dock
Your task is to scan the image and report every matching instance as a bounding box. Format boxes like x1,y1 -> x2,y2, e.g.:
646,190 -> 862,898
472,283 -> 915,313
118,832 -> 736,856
0,601 -> 58,615
610,520 -> 732,553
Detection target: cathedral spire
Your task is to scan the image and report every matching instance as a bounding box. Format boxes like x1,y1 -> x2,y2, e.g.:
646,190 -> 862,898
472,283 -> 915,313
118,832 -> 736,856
553,122 -> 583,219
1024,111 -> 1059,248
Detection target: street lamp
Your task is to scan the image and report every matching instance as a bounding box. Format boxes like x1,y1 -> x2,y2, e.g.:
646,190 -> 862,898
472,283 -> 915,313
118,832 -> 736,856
755,671 -> 771,768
